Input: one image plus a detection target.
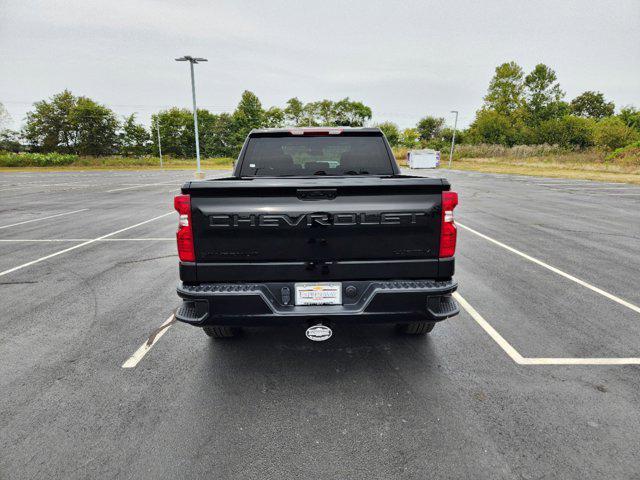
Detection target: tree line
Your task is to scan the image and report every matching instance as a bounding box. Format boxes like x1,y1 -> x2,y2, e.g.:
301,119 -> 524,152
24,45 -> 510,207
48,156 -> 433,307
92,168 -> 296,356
379,62 -> 639,152
0,91 -> 372,157
1,60 -> 638,157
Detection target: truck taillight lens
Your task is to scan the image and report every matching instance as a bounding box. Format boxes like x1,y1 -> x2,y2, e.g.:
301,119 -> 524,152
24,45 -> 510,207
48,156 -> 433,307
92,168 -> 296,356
439,191 -> 458,258
174,194 -> 195,262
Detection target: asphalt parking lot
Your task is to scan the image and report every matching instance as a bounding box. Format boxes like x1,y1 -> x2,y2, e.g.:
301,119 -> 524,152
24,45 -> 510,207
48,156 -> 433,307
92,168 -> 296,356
1,168 -> 639,479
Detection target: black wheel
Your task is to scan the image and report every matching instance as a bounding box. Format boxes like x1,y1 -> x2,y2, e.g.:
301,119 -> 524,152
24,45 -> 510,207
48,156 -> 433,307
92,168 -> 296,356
202,325 -> 241,338
396,321 -> 436,335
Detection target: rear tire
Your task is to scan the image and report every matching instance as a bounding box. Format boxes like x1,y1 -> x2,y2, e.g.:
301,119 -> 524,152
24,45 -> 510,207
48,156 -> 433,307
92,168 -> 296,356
397,321 -> 436,335
202,325 -> 241,338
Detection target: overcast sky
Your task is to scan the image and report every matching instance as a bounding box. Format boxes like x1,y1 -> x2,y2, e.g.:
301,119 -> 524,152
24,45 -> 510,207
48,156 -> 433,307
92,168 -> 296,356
1,0 -> 638,130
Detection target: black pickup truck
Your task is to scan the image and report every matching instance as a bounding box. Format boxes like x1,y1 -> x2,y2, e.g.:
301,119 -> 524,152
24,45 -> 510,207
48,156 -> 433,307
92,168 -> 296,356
174,127 -> 459,341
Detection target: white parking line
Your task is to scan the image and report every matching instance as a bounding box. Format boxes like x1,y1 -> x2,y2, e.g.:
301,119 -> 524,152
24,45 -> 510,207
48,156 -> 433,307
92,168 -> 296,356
535,184 -> 634,189
534,182 -> 606,186
0,209 -> 88,230
0,238 -> 174,242
518,357 -> 640,365
0,239 -> 89,242
453,292 -> 524,363
457,222 -> 640,315
555,187 -> 637,191
0,212 -> 173,277
454,292 -> 640,365
122,314 -> 176,368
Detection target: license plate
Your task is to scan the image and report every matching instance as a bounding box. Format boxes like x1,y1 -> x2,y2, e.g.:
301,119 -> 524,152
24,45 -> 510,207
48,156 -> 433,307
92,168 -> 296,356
295,283 -> 342,306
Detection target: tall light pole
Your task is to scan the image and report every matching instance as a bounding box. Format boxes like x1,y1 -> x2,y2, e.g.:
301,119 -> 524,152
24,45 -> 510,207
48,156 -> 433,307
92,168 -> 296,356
175,55 -> 208,179
448,110 -> 459,168
156,121 -> 163,169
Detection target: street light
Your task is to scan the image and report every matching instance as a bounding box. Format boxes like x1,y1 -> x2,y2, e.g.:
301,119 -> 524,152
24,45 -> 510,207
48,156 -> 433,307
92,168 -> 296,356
176,55 -> 208,179
448,110 -> 459,168
156,120 -> 163,170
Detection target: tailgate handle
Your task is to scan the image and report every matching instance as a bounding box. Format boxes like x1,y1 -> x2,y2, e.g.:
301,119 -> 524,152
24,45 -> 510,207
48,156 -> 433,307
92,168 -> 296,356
297,188 -> 337,200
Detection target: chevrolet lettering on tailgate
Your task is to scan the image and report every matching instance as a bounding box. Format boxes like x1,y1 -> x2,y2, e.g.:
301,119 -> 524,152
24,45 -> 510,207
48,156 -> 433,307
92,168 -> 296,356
208,211 -> 432,228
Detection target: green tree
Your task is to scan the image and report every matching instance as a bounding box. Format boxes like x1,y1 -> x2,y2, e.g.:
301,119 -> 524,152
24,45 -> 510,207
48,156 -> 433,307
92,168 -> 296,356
288,98 -> 372,127
233,91 -> 264,131
71,97 -> 119,155
152,108 -> 193,157
483,61 -> 525,115
375,121 -> 400,146
593,117 -> 639,149
467,109 -> 517,146
264,107 -> 285,128
23,90 -> 119,155
203,113 -> 236,157
301,101 -> 321,126
332,98 -> 372,126
231,90 -> 265,151
24,90 -> 77,152
416,116 -> 445,142
0,130 -> 22,152
535,115 -> 595,148
570,91 -> 615,119
284,97 -> 305,126
400,128 -> 420,148
618,106 -> 640,132
311,100 -> 335,125
523,64 -> 565,124
440,127 -> 465,146
119,114 -> 151,156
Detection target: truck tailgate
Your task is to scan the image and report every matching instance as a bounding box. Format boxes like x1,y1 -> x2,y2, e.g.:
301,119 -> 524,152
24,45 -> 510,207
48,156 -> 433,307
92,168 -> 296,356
183,177 -> 449,282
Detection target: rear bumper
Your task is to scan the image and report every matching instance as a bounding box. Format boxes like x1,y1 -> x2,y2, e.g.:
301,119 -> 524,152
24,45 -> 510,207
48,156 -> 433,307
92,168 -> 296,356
175,279 -> 459,326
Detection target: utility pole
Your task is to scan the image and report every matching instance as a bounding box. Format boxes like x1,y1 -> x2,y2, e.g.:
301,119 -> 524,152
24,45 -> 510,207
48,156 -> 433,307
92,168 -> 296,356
175,55 -> 208,179
448,110 -> 459,168
156,121 -> 163,169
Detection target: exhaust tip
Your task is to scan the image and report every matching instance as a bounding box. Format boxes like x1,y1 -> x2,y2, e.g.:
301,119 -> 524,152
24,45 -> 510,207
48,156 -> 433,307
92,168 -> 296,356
305,324 -> 333,342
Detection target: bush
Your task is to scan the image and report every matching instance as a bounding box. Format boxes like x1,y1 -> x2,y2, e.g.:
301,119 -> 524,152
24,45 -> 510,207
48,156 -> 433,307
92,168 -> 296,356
466,110 -> 515,145
0,152 -> 78,167
534,116 -> 595,148
452,143 -> 569,159
374,121 -> 400,147
593,117 -> 639,150
0,153 -> 236,169
606,141 -> 640,165
392,146 -> 409,161
0,130 -> 22,152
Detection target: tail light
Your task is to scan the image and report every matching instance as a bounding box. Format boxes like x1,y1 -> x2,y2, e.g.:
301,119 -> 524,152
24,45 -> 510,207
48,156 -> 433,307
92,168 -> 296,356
174,194 -> 195,262
439,191 -> 458,258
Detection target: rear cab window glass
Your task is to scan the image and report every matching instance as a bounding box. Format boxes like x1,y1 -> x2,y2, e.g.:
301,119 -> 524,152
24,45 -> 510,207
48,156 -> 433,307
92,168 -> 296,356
239,133 -> 394,176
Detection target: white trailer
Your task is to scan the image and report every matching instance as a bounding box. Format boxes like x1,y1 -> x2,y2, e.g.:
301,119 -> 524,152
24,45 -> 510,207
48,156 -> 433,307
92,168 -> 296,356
407,149 -> 440,169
